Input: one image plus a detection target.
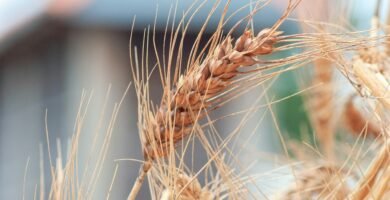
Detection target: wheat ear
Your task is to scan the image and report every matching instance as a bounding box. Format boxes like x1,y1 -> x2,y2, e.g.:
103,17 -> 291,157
128,28 -> 281,200
310,56 -> 335,160
143,28 -> 281,159
349,54 -> 390,200
352,54 -> 390,110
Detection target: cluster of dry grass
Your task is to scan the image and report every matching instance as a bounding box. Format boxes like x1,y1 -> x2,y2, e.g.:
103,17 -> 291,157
25,0 -> 390,199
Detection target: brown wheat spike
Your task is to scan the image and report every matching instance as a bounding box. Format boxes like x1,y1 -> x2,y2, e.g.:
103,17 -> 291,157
343,95 -> 381,138
128,28 -> 283,200
143,28 -> 282,160
128,0 -> 309,198
159,173 -> 212,200
281,164 -> 351,200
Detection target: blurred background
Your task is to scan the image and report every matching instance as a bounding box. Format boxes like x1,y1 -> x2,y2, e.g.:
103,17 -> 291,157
0,0 -> 380,199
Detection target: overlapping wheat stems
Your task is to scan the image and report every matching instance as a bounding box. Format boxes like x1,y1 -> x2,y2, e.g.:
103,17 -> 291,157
128,28 -> 282,200
281,164 -> 351,200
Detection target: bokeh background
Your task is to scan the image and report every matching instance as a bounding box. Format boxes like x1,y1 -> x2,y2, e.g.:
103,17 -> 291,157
0,0 -> 380,199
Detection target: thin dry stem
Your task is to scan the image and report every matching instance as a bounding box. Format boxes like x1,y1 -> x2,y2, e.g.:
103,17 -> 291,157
128,161 -> 152,200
